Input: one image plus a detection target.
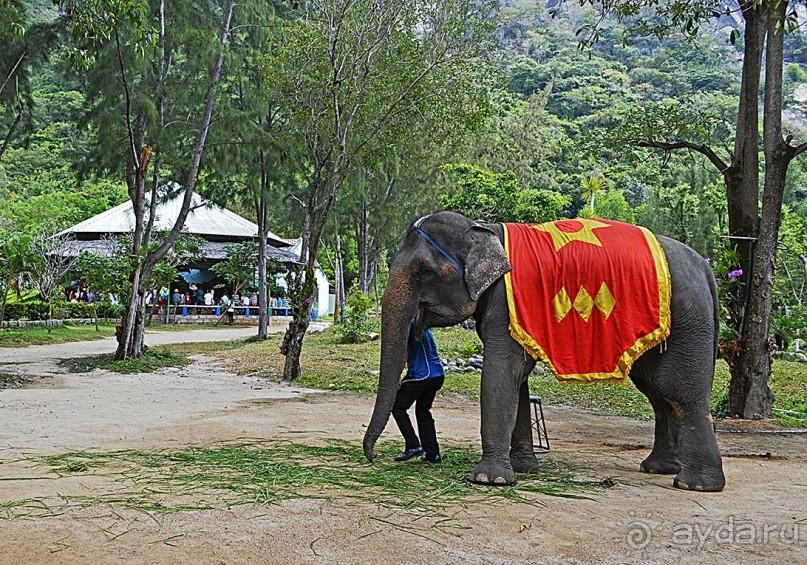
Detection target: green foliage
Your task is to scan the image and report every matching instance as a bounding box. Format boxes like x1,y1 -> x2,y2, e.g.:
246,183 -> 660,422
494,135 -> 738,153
334,289 -> 376,344
1,300 -> 123,320
2,300 -> 50,320
210,241 -> 259,295
440,163 -> 570,223
786,62 -> 807,83
75,232 -> 203,301
579,188 -> 636,223
772,206 -> 807,348
711,241 -> 744,344
637,183 -> 700,244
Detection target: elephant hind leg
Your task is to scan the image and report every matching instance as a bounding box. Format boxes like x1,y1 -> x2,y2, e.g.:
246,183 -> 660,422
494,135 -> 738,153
630,369 -> 682,475
632,344 -> 725,492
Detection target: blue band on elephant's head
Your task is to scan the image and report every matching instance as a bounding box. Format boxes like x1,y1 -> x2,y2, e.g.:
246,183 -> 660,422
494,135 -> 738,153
414,228 -> 464,277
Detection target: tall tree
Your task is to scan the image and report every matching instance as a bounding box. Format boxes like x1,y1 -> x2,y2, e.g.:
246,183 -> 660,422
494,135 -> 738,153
203,0 -> 298,339
62,0 -> 236,359
574,0 -> 805,418
0,0 -> 59,163
264,0 -> 498,381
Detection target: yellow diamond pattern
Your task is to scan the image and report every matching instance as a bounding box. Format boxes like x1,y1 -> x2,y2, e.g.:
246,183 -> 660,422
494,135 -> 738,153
573,286 -> 594,322
552,287 -> 572,322
552,283 -> 616,323
594,282 -> 616,320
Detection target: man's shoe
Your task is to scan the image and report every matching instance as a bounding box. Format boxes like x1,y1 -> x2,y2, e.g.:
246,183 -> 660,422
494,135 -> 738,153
394,447 -> 424,461
423,453 -> 442,464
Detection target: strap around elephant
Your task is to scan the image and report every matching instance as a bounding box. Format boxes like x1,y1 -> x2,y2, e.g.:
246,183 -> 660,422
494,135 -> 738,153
415,228 -> 463,276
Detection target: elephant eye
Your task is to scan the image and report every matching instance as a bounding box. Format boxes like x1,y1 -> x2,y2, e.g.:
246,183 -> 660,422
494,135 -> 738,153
414,265 -> 434,280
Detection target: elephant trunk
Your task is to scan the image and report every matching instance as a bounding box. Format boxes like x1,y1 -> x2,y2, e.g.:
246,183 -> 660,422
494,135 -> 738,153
363,267 -> 418,461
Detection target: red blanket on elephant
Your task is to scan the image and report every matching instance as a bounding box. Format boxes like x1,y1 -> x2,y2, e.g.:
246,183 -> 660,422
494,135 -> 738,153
503,219 -> 671,383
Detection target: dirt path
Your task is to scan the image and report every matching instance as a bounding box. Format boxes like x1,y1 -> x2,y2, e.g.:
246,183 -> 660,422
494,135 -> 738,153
0,324 -> 327,369
0,335 -> 804,564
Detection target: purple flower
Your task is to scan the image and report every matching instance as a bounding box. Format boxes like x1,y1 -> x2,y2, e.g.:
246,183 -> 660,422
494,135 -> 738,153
304,298 -> 311,304
728,269 -> 743,279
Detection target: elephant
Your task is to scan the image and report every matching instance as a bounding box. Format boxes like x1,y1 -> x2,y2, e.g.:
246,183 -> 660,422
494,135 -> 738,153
363,211 -> 726,492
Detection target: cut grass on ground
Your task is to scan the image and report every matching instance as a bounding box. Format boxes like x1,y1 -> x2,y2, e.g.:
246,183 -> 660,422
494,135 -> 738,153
60,347 -> 188,374
185,325 -> 807,428
0,372 -> 24,388
0,440 -> 598,521
0,323 -> 116,347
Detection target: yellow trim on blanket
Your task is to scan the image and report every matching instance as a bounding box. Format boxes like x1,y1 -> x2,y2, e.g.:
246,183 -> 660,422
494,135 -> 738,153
503,223 -> 671,384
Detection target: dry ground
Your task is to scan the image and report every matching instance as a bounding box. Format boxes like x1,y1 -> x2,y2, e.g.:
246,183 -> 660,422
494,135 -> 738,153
0,330 -> 804,564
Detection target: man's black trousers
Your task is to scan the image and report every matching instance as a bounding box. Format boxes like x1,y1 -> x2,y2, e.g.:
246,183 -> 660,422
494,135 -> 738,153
392,376 -> 445,458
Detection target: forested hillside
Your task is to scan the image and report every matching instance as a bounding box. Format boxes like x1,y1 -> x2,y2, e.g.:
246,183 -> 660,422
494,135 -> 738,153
4,1 -> 804,263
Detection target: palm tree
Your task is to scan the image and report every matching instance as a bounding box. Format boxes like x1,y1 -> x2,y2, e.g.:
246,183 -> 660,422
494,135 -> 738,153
580,175 -> 608,214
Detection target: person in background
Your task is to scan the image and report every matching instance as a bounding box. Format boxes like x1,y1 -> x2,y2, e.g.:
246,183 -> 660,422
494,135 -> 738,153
172,288 -> 181,306
220,293 -> 233,324
391,319 -> 446,464
204,289 -> 214,314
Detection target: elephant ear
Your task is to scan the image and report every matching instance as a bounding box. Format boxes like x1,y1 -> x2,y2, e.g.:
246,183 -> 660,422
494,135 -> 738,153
465,224 -> 511,301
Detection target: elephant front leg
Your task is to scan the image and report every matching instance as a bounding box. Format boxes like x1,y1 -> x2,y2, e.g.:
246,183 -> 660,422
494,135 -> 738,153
509,379 -> 540,474
468,359 -> 522,486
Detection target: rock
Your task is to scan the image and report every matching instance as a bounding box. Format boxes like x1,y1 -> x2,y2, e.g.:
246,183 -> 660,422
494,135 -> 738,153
464,366 -> 477,373
365,370 -> 380,377
366,333 -> 380,341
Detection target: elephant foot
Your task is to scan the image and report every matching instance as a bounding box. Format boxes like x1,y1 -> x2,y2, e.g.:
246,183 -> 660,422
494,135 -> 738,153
640,453 -> 682,475
510,452 -> 541,474
468,459 -> 517,486
673,468 -> 726,492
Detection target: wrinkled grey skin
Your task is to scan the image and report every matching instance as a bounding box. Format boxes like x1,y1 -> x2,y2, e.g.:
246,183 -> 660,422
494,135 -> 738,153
363,211 -> 725,492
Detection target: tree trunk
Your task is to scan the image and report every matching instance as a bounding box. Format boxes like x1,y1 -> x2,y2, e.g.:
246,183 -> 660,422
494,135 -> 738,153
729,1 -> 788,418
115,265 -> 143,359
358,200 -> 370,294
721,2 -> 767,404
335,233 -> 345,321
257,166 -> 270,339
281,307 -> 312,381
281,178 -> 336,381
0,273 -> 10,328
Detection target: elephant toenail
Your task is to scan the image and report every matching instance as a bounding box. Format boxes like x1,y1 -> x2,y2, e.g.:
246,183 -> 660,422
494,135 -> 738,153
494,476 -> 507,484
477,473 -> 489,483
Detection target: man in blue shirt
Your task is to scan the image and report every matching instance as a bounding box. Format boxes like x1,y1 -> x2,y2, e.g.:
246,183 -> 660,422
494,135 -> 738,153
392,320 -> 445,463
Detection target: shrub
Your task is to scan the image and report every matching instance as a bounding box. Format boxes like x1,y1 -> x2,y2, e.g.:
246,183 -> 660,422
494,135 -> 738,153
3,301 -> 50,320
2,300 -> 122,320
334,289 -> 376,343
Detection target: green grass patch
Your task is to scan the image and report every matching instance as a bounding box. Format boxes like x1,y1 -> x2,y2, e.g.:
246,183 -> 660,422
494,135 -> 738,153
60,347 -> 188,374
0,323 -> 116,347
165,325 -> 807,428
0,440 -> 598,520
